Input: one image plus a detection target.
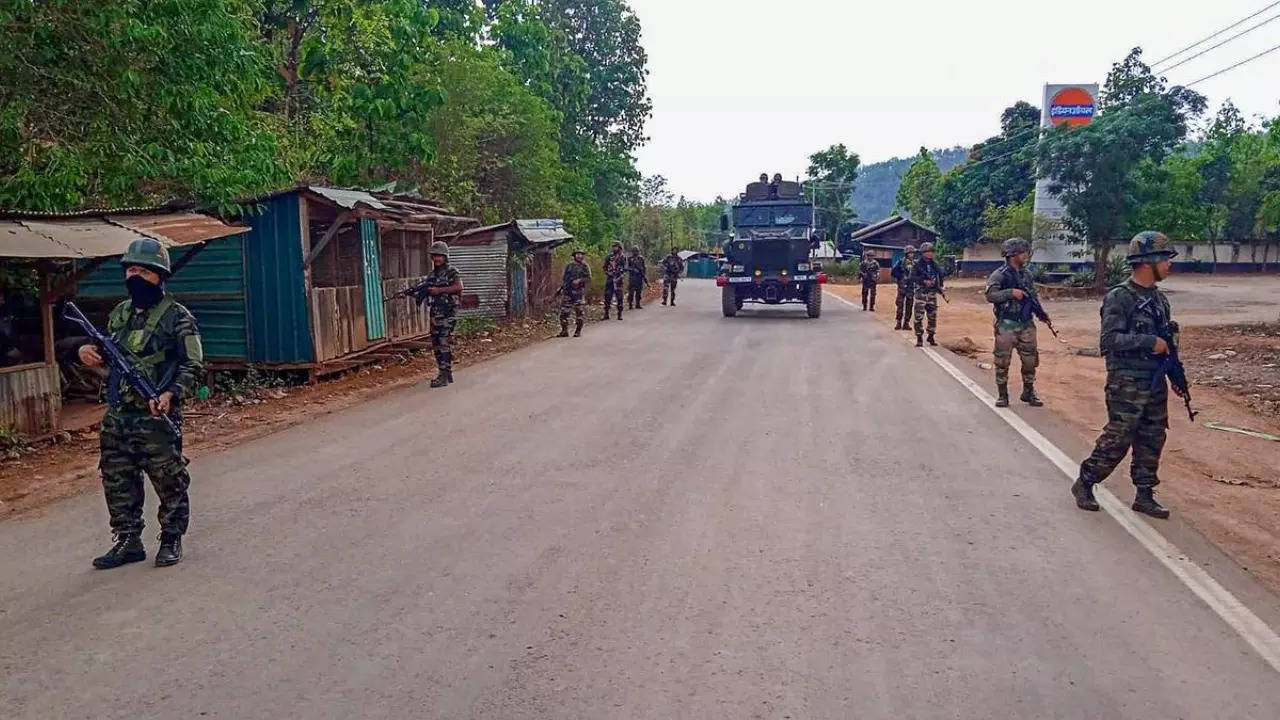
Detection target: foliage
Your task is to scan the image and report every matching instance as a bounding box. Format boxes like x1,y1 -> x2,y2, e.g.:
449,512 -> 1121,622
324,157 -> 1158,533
618,176 -> 724,258
895,147 -> 941,225
210,367 -> 286,401
804,144 -> 861,239
0,424 -> 27,454
850,146 -> 968,222
455,316 -> 499,337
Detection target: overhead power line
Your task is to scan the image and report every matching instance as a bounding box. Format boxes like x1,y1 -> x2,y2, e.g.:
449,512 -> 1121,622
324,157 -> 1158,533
1151,0 -> 1280,69
1157,11 -> 1280,74
1185,41 -> 1280,86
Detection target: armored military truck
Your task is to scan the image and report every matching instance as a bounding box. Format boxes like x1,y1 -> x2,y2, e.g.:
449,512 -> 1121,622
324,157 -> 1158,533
716,177 -> 827,318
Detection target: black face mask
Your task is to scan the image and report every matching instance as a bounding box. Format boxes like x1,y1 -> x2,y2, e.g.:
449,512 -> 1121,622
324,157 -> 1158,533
126,275 -> 165,309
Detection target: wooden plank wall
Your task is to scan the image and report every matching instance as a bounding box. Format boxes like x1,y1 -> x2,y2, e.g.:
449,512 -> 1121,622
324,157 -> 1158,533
0,364 -> 61,436
309,286 -> 369,363
381,277 -> 431,340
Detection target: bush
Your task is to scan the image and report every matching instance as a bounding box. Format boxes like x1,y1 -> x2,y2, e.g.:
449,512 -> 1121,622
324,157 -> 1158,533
1066,256 -> 1129,288
210,367 -> 286,402
1028,263 -> 1049,283
827,260 -> 860,277
456,317 -> 498,337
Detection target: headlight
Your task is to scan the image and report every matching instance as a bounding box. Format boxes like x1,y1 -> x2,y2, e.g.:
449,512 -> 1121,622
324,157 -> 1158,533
731,264 -> 745,272
753,269 -> 763,277
797,263 -> 810,271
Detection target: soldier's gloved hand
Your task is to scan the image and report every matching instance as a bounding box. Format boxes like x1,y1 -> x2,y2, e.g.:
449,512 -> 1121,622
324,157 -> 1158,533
1152,337 -> 1171,356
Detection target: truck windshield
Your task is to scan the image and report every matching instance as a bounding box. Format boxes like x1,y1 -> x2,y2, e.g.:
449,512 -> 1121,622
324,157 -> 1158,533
733,205 -> 813,227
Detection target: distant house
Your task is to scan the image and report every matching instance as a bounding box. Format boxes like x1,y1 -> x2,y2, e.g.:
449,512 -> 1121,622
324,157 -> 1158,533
441,219 -> 575,316
848,215 -> 939,282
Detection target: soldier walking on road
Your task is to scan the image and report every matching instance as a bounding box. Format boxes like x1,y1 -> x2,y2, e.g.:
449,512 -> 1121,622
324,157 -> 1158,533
77,239 -> 203,569
661,247 -> 684,306
626,246 -> 647,310
559,248 -> 591,337
425,241 -> 464,388
911,242 -> 945,347
891,245 -> 917,330
603,242 -> 626,320
1071,231 -> 1182,520
986,238 -> 1043,408
858,251 -> 880,311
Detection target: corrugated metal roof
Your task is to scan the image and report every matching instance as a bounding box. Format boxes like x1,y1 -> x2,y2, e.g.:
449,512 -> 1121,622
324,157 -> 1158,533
515,219 -> 572,245
0,212 -> 246,260
307,186 -> 390,211
848,215 -> 937,243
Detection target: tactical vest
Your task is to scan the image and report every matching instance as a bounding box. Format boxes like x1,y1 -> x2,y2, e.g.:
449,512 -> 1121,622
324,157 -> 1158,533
107,296 -> 177,408
992,265 -> 1029,323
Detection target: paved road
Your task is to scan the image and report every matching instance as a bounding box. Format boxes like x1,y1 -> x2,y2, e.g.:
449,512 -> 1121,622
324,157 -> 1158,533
1,281 -> 1277,719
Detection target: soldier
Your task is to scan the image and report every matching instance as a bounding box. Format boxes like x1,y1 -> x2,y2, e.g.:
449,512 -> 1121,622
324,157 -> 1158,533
558,248 -> 591,337
985,238 -> 1043,408
76,239 -> 203,569
626,245 -> 648,310
891,245 -> 917,330
424,241 -> 464,388
660,247 -> 684,306
1071,231 -> 1182,519
858,251 -> 880,311
910,241 -> 945,347
603,242 -> 626,320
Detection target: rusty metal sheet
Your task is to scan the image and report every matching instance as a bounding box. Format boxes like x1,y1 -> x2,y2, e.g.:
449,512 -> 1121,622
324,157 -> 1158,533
0,212 -> 245,260
107,213 -> 248,246
308,186 -> 389,211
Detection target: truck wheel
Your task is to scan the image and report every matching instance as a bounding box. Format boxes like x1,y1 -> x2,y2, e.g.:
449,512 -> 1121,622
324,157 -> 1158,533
806,284 -> 822,318
722,285 -> 738,317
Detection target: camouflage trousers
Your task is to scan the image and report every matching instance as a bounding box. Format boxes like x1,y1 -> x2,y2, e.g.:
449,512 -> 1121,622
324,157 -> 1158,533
662,277 -> 679,303
861,281 -> 877,309
627,279 -> 644,308
559,294 -> 586,327
913,289 -> 939,335
99,410 -> 190,536
431,307 -> 456,372
1079,371 -> 1169,489
604,278 -> 624,314
993,323 -> 1038,386
895,288 -> 914,325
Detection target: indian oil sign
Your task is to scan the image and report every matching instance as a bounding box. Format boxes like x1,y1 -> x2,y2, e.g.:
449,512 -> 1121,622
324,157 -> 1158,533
1047,86 -> 1097,127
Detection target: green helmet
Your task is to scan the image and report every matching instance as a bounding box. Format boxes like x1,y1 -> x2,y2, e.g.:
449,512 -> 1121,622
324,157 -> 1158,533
611,241 -> 623,250
1001,237 -> 1031,257
1126,231 -> 1177,265
571,247 -> 586,256
120,238 -> 171,275
429,240 -> 449,258
904,245 -> 916,254
919,242 -> 935,253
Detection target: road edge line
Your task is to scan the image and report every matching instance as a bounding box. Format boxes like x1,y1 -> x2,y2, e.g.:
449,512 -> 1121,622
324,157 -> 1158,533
825,289 -> 1280,673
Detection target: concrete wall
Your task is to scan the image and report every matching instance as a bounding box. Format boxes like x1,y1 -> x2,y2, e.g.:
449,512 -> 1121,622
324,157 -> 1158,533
962,239 -> 1280,275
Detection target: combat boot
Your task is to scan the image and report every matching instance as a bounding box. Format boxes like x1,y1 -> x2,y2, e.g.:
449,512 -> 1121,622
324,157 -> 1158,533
430,370 -> 451,388
573,320 -> 583,337
603,309 -> 611,320
1020,384 -> 1044,407
995,384 -> 1010,408
557,328 -> 570,338
1071,478 -> 1100,512
93,533 -> 146,569
1132,488 -> 1170,519
927,333 -> 937,346
894,320 -> 902,330
915,334 -> 924,347
155,533 -> 182,567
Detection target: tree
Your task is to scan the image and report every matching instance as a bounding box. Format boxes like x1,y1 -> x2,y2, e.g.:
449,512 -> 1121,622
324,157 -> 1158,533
805,144 -> 861,239
895,147 -> 941,224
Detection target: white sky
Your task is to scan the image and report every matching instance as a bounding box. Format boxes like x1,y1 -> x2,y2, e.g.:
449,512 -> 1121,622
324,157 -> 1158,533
628,0 -> 1280,201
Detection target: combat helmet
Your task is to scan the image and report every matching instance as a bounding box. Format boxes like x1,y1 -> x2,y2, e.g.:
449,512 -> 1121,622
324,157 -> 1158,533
611,241 -> 623,251
918,242 -> 935,253
1126,231 -> 1177,265
429,240 -> 449,259
1001,237 -> 1031,257
904,245 -> 917,254
120,238 -> 171,275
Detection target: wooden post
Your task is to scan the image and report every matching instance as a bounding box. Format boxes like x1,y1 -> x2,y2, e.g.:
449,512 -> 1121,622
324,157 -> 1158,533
39,268 -> 55,366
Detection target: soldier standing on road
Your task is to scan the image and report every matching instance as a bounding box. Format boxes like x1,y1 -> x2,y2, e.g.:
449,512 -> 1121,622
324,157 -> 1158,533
661,247 -> 684,306
911,242 -> 945,347
425,241 -> 463,388
626,245 -> 647,310
77,239 -> 203,569
891,245 -> 917,330
559,248 -> 591,337
985,238 -> 1043,408
1071,231 -> 1182,520
603,242 -> 626,320
858,251 -> 880,311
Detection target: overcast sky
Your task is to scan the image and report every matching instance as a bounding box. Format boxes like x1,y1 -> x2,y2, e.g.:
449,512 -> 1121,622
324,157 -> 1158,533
627,0 -> 1280,201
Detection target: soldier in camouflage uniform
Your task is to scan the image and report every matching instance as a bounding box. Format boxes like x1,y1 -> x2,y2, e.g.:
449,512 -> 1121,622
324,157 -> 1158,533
77,239 -> 203,569
985,238 -> 1043,408
890,245 -> 916,330
858,251 -> 880,311
660,247 -> 684,306
603,242 -> 626,320
626,246 -> 647,310
558,249 -> 591,337
910,242 -> 945,347
1071,231 -> 1181,520
425,241 -> 464,388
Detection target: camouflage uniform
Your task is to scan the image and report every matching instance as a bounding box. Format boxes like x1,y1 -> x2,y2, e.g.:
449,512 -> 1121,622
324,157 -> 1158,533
859,255 -> 880,310
100,295 -> 203,539
1078,280 -> 1173,490
603,251 -> 626,318
890,251 -> 916,330
626,253 -> 647,309
985,264 -> 1040,389
425,263 -> 461,374
559,260 -> 591,335
661,253 -> 684,305
911,256 -> 944,342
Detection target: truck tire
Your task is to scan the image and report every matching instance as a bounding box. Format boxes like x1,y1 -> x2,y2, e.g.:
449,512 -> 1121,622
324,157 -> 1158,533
806,284 -> 822,318
722,285 -> 738,317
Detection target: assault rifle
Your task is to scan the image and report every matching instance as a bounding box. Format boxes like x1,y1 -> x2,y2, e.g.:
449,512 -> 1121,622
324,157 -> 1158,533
554,277 -> 586,299
63,301 -> 181,436
384,278 -> 432,306
1004,267 -> 1059,338
1141,299 -> 1198,422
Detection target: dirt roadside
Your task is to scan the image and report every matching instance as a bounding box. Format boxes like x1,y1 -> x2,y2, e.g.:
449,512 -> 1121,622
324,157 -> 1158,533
0,285 -> 664,519
829,275 -> 1280,597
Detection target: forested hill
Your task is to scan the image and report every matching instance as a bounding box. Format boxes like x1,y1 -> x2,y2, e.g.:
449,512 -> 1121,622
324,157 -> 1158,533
850,147 -> 968,222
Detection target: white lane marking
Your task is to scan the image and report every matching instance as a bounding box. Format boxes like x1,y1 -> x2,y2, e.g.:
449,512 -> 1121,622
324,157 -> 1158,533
825,290 -> 1280,673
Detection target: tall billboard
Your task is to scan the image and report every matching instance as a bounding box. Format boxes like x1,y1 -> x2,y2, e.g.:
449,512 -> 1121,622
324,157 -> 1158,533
1032,83 -> 1099,264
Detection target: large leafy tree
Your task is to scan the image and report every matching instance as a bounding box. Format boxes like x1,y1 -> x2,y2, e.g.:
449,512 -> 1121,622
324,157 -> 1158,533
805,144 -> 861,239
895,147 -> 941,224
